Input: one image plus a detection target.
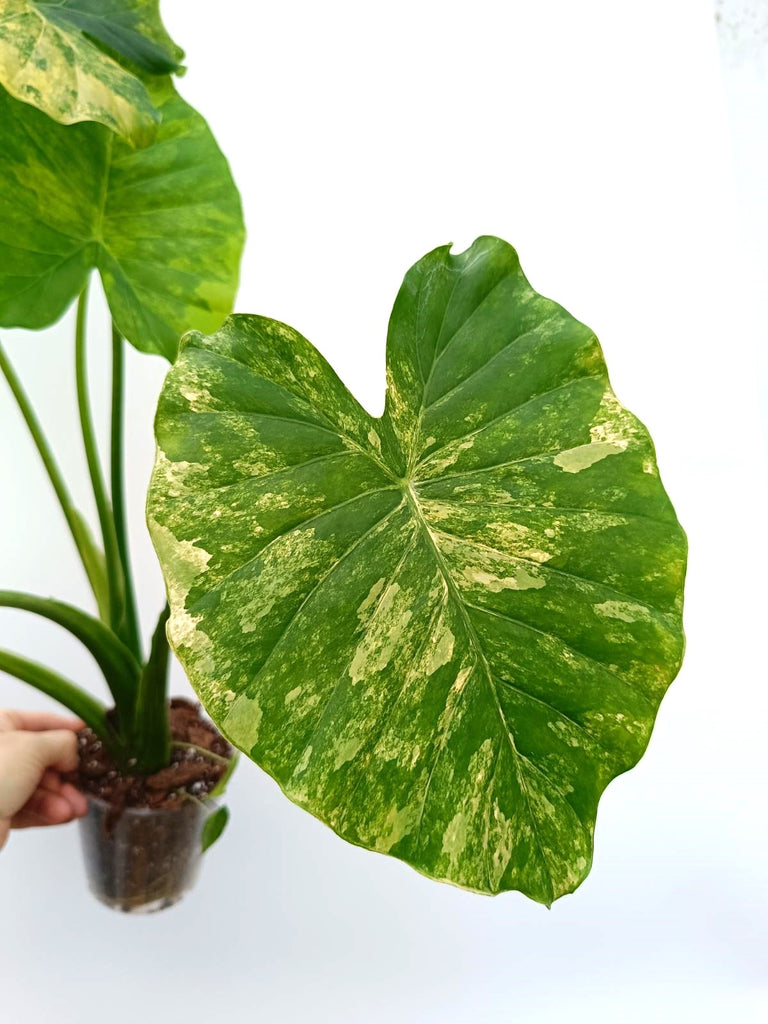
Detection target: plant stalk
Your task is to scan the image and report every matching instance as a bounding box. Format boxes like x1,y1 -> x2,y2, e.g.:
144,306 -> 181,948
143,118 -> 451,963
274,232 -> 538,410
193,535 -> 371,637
74,286 -> 126,640
110,325 -> 141,658
0,591 -> 141,728
0,649 -> 119,754
0,339 -> 110,617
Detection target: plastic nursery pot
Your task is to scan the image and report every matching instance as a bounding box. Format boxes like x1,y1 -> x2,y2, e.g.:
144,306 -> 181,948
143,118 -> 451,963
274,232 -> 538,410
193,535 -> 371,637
78,795 -> 213,914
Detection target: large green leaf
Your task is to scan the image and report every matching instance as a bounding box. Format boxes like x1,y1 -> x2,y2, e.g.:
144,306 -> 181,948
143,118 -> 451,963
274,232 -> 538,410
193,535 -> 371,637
147,237 -> 687,903
0,0 -> 182,144
0,77 -> 244,359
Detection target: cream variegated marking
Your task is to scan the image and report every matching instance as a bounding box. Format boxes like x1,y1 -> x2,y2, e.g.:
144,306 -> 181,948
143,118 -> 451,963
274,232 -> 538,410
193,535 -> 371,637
553,440 -> 628,474
0,0 -> 178,143
149,237 -> 687,904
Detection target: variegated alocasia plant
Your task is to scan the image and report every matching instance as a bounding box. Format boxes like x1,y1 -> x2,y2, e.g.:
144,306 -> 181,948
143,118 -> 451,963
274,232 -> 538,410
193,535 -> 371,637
0,0 -> 242,826
147,236 -> 687,903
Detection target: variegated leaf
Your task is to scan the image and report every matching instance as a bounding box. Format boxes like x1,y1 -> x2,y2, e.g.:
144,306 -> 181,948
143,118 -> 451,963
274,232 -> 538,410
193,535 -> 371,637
0,77 -> 244,360
0,0 -> 182,144
147,237 -> 687,903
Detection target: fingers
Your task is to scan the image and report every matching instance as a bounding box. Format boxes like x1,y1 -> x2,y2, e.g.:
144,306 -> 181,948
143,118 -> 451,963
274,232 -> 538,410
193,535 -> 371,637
0,727 -> 88,840
38,770 -> 89,817
11,789 -> 75,829
0,709 -> 84,734
8,778 -> 89,830
39,769 -> 62,794
58,782 -> 88,818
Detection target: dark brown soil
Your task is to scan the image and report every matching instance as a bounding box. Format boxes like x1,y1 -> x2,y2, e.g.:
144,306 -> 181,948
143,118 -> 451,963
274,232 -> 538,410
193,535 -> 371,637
67,698 -> 232,818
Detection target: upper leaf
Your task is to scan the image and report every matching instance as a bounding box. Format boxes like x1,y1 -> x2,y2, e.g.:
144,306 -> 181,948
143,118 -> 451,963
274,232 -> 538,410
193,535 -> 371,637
0,0 -> 182,144
0,78 -> 244,360
147,238 -> 687,903
43,1 -> 184,75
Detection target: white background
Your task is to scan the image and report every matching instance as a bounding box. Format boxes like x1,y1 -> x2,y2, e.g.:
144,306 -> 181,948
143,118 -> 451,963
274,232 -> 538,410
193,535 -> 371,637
1,1 -> 767,1021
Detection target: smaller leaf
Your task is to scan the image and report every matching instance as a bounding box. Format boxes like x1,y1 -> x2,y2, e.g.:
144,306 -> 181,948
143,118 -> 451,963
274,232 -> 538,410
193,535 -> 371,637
201,805 -> 229,853
0,78 -> 245,359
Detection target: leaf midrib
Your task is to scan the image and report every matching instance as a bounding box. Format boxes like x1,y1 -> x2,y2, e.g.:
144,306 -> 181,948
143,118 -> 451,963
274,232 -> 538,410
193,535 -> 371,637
404,482 -> 557,899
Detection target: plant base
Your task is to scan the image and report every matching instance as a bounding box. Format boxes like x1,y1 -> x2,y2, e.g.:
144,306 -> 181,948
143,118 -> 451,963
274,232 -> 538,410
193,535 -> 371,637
79,794 -> 212,913
69,697 -> 232,912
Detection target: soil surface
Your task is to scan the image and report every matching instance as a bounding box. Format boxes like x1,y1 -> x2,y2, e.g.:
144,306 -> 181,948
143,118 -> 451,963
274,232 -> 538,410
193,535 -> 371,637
66,698 -> 233,817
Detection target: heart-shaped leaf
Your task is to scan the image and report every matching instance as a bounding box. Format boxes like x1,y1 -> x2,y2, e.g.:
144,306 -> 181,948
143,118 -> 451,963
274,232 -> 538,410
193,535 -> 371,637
0,0 -> 182,144
147,237 -> 687,903
0,77 -> 244,360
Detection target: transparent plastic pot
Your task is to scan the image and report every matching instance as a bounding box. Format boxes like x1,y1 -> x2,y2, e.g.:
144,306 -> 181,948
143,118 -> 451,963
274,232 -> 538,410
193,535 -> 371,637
78,795 -> 213,913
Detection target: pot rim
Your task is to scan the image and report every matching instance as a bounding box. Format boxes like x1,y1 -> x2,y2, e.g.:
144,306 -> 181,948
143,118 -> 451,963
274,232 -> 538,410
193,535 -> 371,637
83,793 -> 217,818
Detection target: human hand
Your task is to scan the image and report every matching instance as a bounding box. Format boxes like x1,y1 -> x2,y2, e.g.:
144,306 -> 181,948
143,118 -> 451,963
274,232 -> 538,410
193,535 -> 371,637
0,709 -> 89,850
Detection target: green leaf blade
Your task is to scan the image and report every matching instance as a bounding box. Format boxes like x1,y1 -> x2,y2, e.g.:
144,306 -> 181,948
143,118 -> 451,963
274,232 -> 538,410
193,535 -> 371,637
0,86 -> 101,328
148,238 -> 687,902
100,78 -> 245,359
201,804 -> 229,853
0,79 -> 244,359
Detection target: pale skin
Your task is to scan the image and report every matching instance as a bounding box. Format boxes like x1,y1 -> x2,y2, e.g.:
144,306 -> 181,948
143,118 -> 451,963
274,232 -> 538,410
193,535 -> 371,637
0,709 -> 89,850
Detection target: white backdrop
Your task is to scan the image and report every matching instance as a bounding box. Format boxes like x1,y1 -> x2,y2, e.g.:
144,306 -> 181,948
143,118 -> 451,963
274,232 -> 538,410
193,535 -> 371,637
1,2 -> 766,1021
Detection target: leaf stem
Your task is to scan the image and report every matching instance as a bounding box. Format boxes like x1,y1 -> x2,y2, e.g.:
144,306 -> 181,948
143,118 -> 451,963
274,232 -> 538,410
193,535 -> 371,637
0,648 -> 119,754
0,591 -> 140,729
75,286 -> 125,639
0,339 -> 108,614
110,324 -> 140,658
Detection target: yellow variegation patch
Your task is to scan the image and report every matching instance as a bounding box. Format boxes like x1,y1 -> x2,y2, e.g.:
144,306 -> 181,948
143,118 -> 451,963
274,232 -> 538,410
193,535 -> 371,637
0,0 -> 182,143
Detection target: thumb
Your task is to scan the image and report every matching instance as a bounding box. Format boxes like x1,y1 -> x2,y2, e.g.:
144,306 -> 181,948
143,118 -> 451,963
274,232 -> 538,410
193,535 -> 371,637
24,729 -> 79,773
0,730 -> 79,827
